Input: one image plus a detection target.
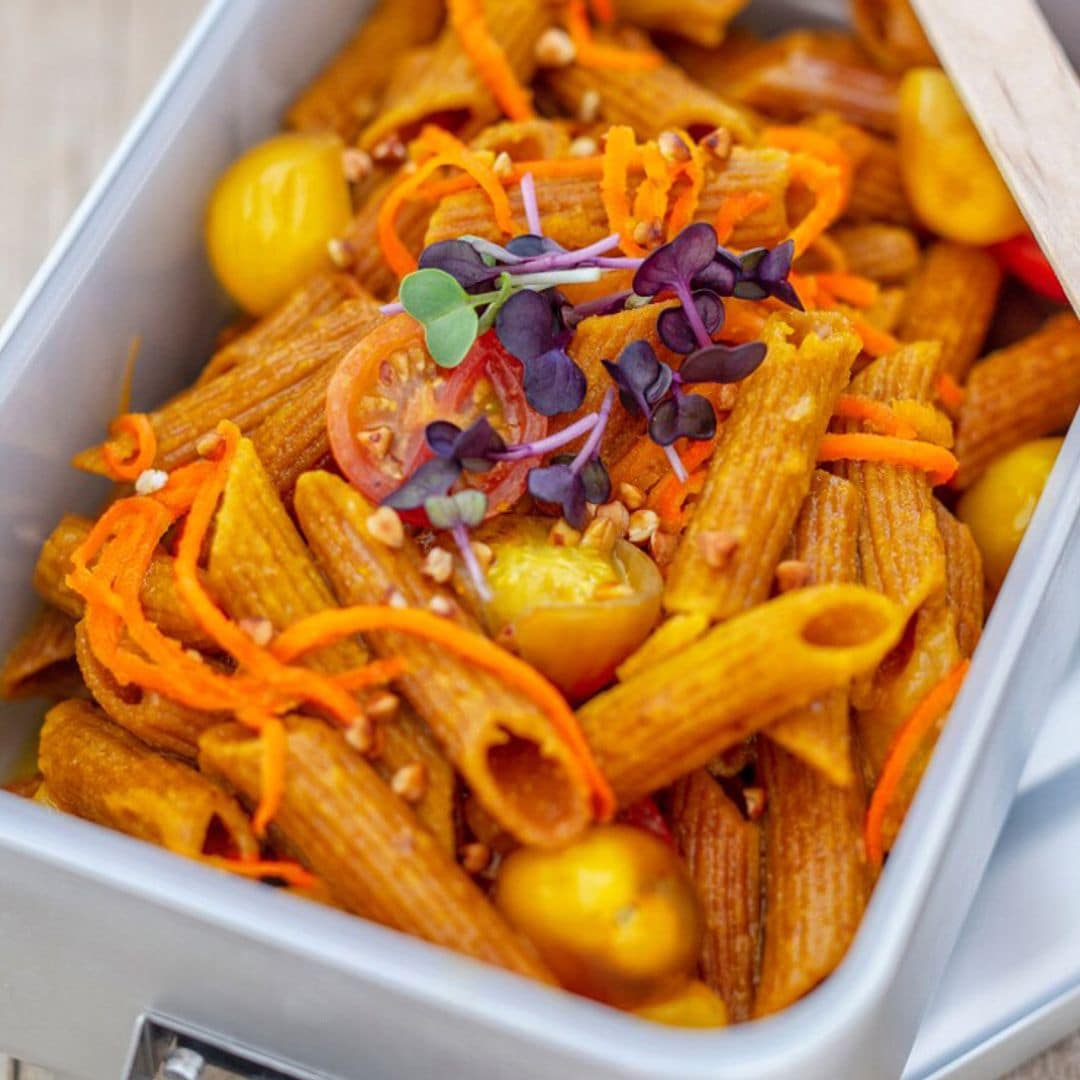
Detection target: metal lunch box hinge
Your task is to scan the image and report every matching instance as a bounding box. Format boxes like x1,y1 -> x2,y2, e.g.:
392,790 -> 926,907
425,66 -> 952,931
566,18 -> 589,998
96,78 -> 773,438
125,1015 -> 328,1080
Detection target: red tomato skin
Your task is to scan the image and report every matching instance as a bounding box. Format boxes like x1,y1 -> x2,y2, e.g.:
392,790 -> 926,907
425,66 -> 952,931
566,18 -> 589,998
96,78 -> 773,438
990,234 -> 1069,304
617,796 -> 676,848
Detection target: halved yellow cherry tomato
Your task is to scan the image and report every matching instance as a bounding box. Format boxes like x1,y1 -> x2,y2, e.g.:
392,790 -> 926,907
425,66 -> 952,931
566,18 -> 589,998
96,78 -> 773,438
205,132 -> 352,315
898,68 -> 1025,245
476,516 -> 662,700
494,825 -> 703,1007
957,437 -> 1062,590
633,980 -> 729,1027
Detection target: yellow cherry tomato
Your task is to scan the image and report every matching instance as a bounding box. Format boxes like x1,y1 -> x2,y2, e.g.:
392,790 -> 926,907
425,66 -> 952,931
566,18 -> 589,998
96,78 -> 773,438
494,825 -> 703,1007
898,68 -> 1025,245
477,516 -> 663,701
633,980 -> 729,1028
958,437 -> 1062,589
205,132 -> 352,315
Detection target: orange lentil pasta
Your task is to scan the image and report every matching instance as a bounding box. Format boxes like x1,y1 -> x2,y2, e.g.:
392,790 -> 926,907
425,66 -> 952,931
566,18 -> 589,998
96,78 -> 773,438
7,0 -> 1075,1032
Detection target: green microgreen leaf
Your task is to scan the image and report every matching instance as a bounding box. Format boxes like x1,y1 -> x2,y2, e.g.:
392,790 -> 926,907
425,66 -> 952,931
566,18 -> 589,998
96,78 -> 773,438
399,268 -> 479,369
476,272 -> 514,335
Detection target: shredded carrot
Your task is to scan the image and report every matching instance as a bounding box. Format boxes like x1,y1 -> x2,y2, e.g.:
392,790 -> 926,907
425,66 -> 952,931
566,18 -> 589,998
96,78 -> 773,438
713,190 -> 772,246
864,659 -> 970,870
448,0 -> 534,122
785,153 -> 848,257
271,606 -> 616,821
834,394 -> 918,440
564,0 -> 663,70
649,467 -> 708,532
936,372 -> 967,411
116,335 -> 141,418
333,656 -> 409,691
250,714 -> 286,839
602,125 -> 646,256
632,142 -> 675,238
204,856 -> 318,890
761,126 -> 853,203
378,155 -> 456,277
102,413 -> 156,482
851,316 -> 900,358
814,272 -> 879,309
817,433 -> 958,485
666,130 -> 707,236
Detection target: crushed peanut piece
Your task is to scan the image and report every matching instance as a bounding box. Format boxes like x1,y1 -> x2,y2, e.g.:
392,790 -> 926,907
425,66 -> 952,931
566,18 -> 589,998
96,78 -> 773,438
775,559 -> 812,592
460,841 -> 492,874
534,27 -> 576,67
422,546 -> 454,584
327,237 -> 355,269
650,529 -> 678,565
366,506 -> 404,549
633,219 -> 663,247
618,482 -> 644,510
238,617 -> 274,647
569,135 -> 598,158
578,89 -> 601,124
744,786 -> 767,820
627,508 -> 659,544
582,516 -> 618,555
134,469 -> 168,496
698,530 -> 738,569
342,147 -> 373,183
371,136 -> 406,164
492,151 -> 514,179
658,130 -> 691,164
548,520 -> 582,547
702,127 -> 732,161
595,500 -> 630,537
470,541 -> 494,572
365,691 -> 400,723
195,432 -> 222,458
345,716 -> 374,754
385,588 -> 408,609
391,762 -> 428,804
184,648 -> 204,663
428,595 -> 456,617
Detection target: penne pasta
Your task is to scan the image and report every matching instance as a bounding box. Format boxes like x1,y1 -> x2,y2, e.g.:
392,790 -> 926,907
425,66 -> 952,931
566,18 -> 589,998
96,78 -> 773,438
851,0 -> 937,73
199,716 -> 554,982
285,0 -> 445,140
207,437 -> 455,851
577,583 -> 904,804
39,699 -> 258,859
665,312 -> 860,621
0,607 -> 79,701
670,769 -> 761,1022
830,224 -> 920,284
898,242 -> 1004,382
934,501 -> 984,659
618,0 -> 748,46
954,313 -> 1080,488
293,470 -> 596,848
754,739 -> 869,1016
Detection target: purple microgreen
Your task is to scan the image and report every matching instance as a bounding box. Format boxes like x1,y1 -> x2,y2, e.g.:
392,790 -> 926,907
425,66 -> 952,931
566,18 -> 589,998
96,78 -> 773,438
657,290 -> 725,354
565,289 -> 633,327
692,253 -> 738,295
680,341 -> 767,385
521,173 -> 543,237
383,456 -> 462,512
419,240 -> 496,289
602,340 -> 673,416
632,222 -> 719,298
648,391 -> 717,446
522,347 -> 587,416
462,235 -> 526,264
424,490 -> 492,602
495,290 -> 560,361
424,416 -> 506,472
505,234 -> 559,258
491,411 -> 599,463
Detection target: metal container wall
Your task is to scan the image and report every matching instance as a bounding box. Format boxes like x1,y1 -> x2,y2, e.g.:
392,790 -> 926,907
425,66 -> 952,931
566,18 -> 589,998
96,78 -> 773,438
0,2 -> 1076,1077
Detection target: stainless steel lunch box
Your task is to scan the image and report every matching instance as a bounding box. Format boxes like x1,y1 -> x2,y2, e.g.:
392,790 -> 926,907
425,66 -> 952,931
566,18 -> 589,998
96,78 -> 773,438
1,2 -> 1078,1077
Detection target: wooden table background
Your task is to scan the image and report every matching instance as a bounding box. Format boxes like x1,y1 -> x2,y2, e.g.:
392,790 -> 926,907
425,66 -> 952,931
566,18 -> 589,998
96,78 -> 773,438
0,2 -> 1074,1077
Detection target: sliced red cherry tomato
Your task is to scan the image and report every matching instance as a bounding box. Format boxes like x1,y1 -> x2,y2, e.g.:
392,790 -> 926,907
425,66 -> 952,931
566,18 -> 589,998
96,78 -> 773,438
617,796 -> 675,848
989,234 -> 1069,305
326,317 -> 545,511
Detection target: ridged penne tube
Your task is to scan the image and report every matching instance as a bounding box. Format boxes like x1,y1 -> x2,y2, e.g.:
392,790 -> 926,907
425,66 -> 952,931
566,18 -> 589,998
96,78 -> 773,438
196,272 -> 362,386
898,242 -> 1003,381
670,770 -> 761,1021
754,740 -> 869,1016
207,438 -> 455,851
830,224 -> 920,284
543,60 -> 756,143
0,607 -> 79,700
425,147 -> 793,253
766,471 -> 860,787
665,312 -> 860,621
954,314 -> 1080,488
359,0 -> 553,152
618,0 -> 748,46
673,32 -> 900,134
934,501 -> 984,659
851,0 -> 937,72
34,514 -> 212,650
74,621 -> 221,761
199,717 -> 554,982
39,699 -> 258,860
73,296 -> 382,477
577,583 -> 904,804
470,119 -> 572,162
285,0 -> 444,140
294,470 -> 595,848
840,342 -> 947,618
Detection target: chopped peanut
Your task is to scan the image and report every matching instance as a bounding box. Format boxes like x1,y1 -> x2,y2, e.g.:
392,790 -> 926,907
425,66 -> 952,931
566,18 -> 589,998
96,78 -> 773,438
460,841 -> 492,874
618,482 -> 645,511
428,595 -> 456,617
391,762 -> 428,804
342,147 -> 373,183
345,715 -> 374,754
493,151 -> 514,179
371,136 -> 406,164
595,500 -> 630,537
702,127 -> 733,161
366,506 -> 404,549
422,546 -> 454,583
569,135 -> 599,158
134,469 -> 168,496
581,516 -> 618,555
195,432 -> 222,458
327,237 -> 355,269
535,27 -> 576,68
238,616 -> 274,647
578,89 -> 601,124
744,786 -> 767,820
627,508 -> 659,544
657,130 -> 691,165
365,691 -> 400,722
698,530 -> 738,569
548,520 -> 582,547
775,559 -> 812,592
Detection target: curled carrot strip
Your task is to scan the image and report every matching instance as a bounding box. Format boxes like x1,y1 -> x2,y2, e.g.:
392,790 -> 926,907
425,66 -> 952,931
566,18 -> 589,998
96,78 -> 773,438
204,856 -> 318,890
785,153 -> 847,257
761,126 -> 853,203
713,191 -> 771,246
250,714 -> 286,839
602,125 -> 646,256
865,659 -> 970,870
271,606 -> 616,821
565,0 -> 663,70
936,372 -> 967,412
632,143 -> 675,237
666,130 -> 707,236
333,656 -> 409,691
650,467 -> 708,532
378,155 -> 454,278
814,272 -> 879,309
448,0 -> 534,121
851,317 -> 900,358
102,413 -> 156,482
817,433 -> 958,485
834,394 -> 918,440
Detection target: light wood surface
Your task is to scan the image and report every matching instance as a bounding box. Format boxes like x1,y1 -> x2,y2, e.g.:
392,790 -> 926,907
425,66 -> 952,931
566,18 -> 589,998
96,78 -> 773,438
0,2 -> 1073,1077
